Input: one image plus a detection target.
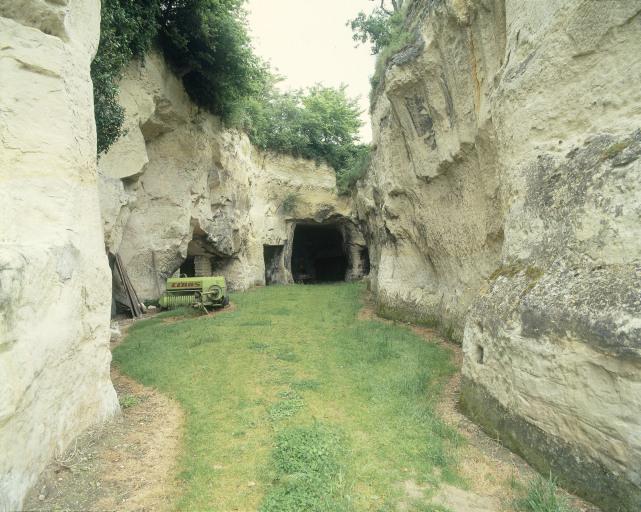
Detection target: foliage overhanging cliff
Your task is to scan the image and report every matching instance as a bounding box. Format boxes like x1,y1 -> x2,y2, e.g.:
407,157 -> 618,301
93,0 -> 369,193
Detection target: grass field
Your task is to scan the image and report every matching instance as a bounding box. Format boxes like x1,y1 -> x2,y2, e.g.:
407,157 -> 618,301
112,283 -> 469,511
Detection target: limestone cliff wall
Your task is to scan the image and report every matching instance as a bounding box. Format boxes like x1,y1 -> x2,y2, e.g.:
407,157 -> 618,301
358,1 -> 641,510
0,1 -> 118,510
98,52 -> 363,301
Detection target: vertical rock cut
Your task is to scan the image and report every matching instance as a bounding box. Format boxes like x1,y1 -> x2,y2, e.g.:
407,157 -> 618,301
0,1 -> 118,509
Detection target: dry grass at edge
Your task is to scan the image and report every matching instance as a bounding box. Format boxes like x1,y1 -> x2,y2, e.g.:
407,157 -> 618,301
23,369 -> 184,512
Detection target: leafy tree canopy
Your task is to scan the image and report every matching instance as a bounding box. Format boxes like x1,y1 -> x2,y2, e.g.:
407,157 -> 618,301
348,0 -> 413,107
93,0 -> 369,193
348,0 -> 405,55
239,84 -> 369,194
93,0 -> 269,154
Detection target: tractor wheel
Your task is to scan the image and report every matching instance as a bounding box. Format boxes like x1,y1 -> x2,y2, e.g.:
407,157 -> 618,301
222,296 -> 230,307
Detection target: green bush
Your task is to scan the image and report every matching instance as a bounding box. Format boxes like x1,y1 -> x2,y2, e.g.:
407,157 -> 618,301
92,0 -> 160,154
157,0 -> 270,120
94,0 -> 269,155
347,1 -> 416,108
336,144 -> 371,195
240,85 -> 364,170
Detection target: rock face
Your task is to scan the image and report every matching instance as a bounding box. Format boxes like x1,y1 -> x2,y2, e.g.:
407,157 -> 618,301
0,1 -> 118,510
357,1 -> 641,510
99,52 -> 366,303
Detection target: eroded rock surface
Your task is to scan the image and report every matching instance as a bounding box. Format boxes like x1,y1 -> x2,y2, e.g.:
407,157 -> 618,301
356,1 -> 641,510
99,53 -> 365,301
0,1 -> 118,509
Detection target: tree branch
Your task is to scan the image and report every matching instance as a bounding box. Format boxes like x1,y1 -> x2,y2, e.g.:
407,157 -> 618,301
380,0 -> 393,15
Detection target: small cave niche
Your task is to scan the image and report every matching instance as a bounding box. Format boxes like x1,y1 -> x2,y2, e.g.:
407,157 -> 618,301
291,223 -> 348,283
360,247 -> 371,276
264,245 -> 284,285
177,230 -> 231,278
179,255 -> 196,277
475,345 -> 485,365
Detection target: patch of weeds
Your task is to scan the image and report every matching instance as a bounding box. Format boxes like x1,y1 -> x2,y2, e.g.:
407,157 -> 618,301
489,263 -> 542,282
488,263 -> 544,296
268,398 -> 305,421
291,379 -> 321,391
350,324 -> 399,362
247,341 -> 270,351
515,475 -> 579,512
275,351 -> 299,362
260,423 -> 349,512
525,266 -> 544,282
395,367 -> 429,398
271,307 -> 292,315
118,394 -> 140,409
277,389 -> 302,400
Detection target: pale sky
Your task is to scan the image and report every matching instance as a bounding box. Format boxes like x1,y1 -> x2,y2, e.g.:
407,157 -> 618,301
246,0 -> 376,142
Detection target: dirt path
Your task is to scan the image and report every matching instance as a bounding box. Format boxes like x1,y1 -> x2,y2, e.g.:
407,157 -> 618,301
24,369 -> 184,512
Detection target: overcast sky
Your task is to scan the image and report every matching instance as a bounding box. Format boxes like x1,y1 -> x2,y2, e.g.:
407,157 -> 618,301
246,0 -> 376,142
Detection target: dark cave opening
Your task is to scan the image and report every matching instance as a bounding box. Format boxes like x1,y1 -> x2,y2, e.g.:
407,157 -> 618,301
291,223 -> 348,283
360,247 -> 370,276
180,255 -> 196,277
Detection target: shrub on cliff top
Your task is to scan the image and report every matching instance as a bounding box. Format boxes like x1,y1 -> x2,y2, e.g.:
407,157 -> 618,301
94,0 -> 368,193
93,0 -> 160,154
240,85 -> 364,167
93,0 -> 268,155
347,0 -> 414,108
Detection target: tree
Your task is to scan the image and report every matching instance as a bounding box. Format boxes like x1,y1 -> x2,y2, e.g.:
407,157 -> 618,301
158,0 -> 270,119
93,0 -> 271,154
348,0 -> 405,55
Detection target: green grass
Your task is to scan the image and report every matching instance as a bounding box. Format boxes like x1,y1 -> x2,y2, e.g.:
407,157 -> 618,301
260,423 -> 349,512
118,393 -> 140,409
516,476 -> 579,512
113,283 -> 462,511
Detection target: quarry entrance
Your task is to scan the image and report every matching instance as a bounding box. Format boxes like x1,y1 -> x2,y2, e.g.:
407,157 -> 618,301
290,223 -> 349,283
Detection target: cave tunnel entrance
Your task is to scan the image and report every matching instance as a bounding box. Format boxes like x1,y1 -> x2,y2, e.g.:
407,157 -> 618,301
291,223 -> 348,283
180,256 -> 196,277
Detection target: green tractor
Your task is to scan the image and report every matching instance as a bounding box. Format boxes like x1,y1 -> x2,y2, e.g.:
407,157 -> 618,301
159,276 -> 229,310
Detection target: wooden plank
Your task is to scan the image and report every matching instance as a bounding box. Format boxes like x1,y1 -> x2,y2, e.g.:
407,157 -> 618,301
115,254 -> 142,318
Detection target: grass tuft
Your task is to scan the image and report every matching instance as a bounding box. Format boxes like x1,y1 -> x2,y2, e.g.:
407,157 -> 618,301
118,394 -> 139,409
516,475 -> 579,512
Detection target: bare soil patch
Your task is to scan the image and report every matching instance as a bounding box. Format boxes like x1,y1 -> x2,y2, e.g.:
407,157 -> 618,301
24,370 -> 183,512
